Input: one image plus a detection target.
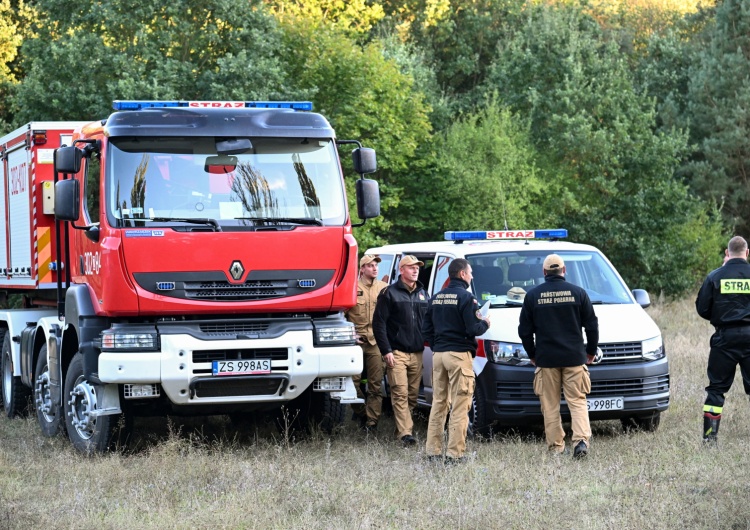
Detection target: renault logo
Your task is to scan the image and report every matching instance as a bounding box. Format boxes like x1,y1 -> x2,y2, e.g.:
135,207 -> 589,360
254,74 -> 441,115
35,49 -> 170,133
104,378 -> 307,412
229,260 -> 245,281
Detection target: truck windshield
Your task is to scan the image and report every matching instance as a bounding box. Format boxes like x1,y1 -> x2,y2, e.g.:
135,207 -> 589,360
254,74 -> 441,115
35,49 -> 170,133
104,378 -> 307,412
106,137 -> 347,227
467,250 -> 632,305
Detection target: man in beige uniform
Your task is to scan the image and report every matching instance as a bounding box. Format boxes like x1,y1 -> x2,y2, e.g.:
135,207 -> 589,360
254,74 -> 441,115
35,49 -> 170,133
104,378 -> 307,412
345,255 -> 388,430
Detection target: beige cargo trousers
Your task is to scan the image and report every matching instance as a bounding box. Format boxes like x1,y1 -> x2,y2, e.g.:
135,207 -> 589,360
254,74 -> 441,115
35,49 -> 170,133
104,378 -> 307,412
534,365 -> 592,453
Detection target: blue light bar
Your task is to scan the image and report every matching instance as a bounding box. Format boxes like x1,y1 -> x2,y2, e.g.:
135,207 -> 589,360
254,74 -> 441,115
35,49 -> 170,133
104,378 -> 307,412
444,229 -> 568,241
112,100 -> 314,111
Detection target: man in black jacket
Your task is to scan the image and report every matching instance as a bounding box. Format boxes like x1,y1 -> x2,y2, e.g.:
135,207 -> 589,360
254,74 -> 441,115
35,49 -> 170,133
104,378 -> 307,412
696,236 -> 750,444
518,254 -> 598,458
423,259 -> 490,462
373,255 -> 429,445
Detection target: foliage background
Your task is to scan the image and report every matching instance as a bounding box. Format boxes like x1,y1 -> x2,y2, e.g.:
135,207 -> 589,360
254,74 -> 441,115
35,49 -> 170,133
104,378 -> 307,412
1,0 -> 745,296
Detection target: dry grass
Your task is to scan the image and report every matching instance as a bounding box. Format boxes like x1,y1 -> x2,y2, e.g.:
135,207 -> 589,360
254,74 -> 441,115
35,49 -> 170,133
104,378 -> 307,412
2,297 -> 750,529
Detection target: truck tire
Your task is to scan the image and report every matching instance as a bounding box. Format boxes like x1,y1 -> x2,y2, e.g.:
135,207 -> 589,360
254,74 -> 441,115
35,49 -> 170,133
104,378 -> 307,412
310,391 -> 346,434
2,333 -> 31,418
63,352 -> 127,454
34,345 -> 64,437
468,382 -> 492,439
621,411 -> 661,433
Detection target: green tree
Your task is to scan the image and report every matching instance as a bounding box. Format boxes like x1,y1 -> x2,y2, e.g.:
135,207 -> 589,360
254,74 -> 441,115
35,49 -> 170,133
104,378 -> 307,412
486,3 -> 724,295
278,19 -> 432,250
685,0 -> 750,235
11,0 -> 289,124
0,0 -> 34,128
392,99 -> 552,242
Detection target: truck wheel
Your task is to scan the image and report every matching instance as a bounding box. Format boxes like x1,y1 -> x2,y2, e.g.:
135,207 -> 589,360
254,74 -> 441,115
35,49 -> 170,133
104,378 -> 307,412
621,411 -> 661,433
310,391 -> 346,434
63,352 -> 125,454
468,383 -> 492,439
2,333 -> 31,418
34,345 -> 64,437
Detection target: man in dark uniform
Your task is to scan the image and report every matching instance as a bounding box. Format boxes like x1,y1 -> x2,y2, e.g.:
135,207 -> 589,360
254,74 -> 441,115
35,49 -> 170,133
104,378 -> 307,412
373,255 -> 429,445
696,235 -> 750,444
518,254 -> 599,458
423,259 -> 490,463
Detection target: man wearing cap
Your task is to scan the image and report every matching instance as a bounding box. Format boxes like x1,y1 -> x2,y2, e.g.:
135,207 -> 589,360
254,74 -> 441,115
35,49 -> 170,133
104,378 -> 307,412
696,236 -> 750,445
518,254 -> 599,458
373,255 -> 429,445
345,254 -> 388,430
423,258 -> 490,463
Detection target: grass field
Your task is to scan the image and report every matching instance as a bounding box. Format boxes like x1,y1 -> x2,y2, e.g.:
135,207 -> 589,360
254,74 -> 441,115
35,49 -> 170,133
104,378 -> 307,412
1,297 -> 749,529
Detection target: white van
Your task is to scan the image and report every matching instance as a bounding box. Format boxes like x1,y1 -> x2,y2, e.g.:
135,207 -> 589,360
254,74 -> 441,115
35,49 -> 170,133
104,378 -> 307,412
366,229 -> 669,435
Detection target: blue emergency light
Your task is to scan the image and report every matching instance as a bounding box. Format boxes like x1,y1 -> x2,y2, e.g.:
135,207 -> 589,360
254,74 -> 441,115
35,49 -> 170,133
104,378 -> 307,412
112,100 -> 314,111
444,229 -> 568,241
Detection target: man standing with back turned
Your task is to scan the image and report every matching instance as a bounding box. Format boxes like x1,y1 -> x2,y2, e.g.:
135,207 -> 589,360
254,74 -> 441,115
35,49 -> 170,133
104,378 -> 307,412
696,236 -> 750,445
423,259 -> 490,463
518,254 -> 598,458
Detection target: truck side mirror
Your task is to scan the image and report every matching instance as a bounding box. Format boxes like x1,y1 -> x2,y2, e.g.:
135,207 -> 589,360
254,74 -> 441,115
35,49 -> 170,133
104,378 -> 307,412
55,146 -> 83,174
355,178 -> 380,220
54,179 -> 80,221
352,148 -> 377,175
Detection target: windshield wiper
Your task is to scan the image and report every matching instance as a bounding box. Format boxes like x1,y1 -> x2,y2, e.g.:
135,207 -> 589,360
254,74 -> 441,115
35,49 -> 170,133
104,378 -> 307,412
235,217 -> 323,226
149,217 -> 221,232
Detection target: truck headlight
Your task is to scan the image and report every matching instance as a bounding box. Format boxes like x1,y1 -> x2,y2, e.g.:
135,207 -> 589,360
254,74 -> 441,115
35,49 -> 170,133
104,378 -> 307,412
484,340 -> 531,366
642,335 -> 664,361
100,326 -> 159,351
314,321 -> 357,346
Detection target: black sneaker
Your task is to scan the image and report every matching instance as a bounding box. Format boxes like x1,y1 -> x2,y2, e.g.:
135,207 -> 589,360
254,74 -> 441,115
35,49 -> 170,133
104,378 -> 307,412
573,441 -> 588,459
445,456 -> 467,465
401,434 -> 417,446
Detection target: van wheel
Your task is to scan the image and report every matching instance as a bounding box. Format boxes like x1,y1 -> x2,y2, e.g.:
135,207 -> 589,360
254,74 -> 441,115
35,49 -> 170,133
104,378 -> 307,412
35,345 -> 64,437
64,352 -> 127,454
468,383 -> 492,439
621,411 -> 661,433
2,333 -> 31,418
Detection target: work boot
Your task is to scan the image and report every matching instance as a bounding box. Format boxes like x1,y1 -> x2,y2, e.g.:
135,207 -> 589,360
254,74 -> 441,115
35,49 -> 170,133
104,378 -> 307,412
703,412 -> 721,445
573,440 -> 588,459
401,434 -> 416,446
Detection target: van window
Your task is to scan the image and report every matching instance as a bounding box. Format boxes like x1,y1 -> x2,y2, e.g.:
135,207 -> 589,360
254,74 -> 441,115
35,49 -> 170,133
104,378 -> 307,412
375,254 -> 395,284
466,250 -> 631,304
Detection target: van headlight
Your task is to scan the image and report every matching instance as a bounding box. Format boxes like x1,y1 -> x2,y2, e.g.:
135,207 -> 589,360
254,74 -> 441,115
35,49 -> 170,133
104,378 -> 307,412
642,335 -> 664,361
484,340 -> 532,366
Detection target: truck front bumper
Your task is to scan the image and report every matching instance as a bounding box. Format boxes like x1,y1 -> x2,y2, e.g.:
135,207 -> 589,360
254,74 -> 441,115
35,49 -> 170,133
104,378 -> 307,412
98,330 -> 362,405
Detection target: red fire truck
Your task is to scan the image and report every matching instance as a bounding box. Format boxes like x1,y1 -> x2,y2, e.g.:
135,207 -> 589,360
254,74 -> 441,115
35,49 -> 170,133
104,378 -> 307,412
0,101 -> 380,453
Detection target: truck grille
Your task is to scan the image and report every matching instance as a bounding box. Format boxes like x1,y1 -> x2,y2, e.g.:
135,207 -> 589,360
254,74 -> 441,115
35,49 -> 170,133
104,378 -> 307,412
199,322 -> 270,336
496,374 -> 670,400
192,348 -> 289,363
185,280 -> 288,301
191,376 -> 286,398
599,342 -> 643,364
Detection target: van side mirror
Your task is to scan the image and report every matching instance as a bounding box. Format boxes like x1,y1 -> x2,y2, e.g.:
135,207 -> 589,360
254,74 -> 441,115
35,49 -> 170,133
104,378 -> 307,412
355,178 -> 380,220
54,179 -> 80,221
55,146 -> 83,174
352,148 -> 377,175
632,289 -> 651,308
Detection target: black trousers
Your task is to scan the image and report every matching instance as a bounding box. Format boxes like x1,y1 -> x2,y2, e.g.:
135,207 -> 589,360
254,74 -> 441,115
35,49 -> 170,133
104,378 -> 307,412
705,326 -> 750,408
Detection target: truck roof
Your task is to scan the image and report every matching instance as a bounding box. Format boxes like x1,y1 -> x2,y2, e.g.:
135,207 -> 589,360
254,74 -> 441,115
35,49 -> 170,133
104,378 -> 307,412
103,106 -> 335,139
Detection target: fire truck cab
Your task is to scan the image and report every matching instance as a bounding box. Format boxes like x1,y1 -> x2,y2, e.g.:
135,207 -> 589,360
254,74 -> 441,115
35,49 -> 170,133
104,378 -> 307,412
0,101 -> 380,453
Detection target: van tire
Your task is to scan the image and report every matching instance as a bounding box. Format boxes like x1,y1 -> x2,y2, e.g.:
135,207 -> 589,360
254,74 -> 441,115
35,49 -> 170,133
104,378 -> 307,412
621,411 -> 661,433
468,383 -> 492,439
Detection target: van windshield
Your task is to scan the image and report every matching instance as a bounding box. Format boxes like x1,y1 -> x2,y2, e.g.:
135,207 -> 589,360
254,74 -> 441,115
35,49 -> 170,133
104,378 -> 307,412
467,250 -> 632,305
106,137 -> 347,228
